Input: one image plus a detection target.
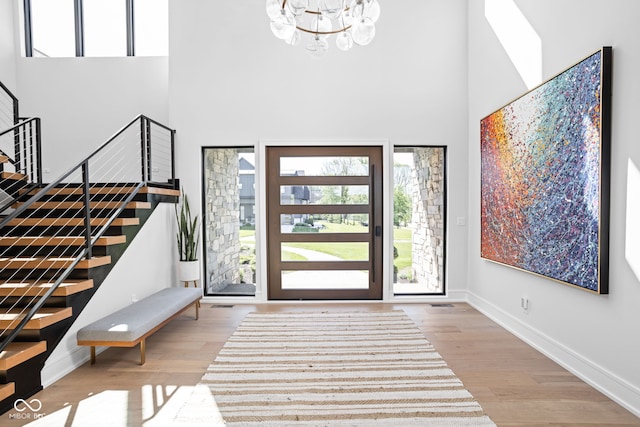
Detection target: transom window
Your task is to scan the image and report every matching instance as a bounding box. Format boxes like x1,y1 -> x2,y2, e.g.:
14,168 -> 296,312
23,0 -> 168,57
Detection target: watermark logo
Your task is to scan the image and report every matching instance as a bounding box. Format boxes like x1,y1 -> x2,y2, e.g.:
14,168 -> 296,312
14,399 -> 42,412
8,398 -> 45,420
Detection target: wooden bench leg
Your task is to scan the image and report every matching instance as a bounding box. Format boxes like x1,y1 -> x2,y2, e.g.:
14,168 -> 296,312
140,339 -> 146,365
90,346 -> 96,365
184,281 -> 201,309
196,301 -> 199,320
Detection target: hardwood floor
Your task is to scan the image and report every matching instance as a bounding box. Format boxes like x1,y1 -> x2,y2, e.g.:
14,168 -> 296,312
21,303 -> 640,426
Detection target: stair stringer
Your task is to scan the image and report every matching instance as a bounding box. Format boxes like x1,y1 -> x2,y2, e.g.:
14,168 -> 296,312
40,202 -> 180,386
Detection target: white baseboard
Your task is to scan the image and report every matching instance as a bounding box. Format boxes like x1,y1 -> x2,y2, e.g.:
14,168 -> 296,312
466,290 -> 640,418
42,346 -> 106,388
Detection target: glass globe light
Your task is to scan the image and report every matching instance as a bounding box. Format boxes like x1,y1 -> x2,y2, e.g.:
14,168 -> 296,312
320,0 -> 345,20
287,0 -> 308,16
270,9 -> 296,40
311,14 -> 333,40
340,9 -> 354,27
306,35 -> 329,57
350,0 -> 365,19
266,0 -> 282,20
336,32 -> 353,51
351,17 -> 375,45
363,0 -> 380,23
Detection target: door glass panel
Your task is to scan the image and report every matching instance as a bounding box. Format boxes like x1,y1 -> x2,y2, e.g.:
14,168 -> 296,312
281,271 -> 369,289
203,147 -> 255,296
280,215 -> 369,233
281,242 -> 369,261
393,146 -> 446,295
280,185 -> 369,205
280,156 -> 369,176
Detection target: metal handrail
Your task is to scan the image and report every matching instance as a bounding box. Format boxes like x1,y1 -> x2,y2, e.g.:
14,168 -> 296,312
0,115 -> 176,353
0,117 -> 42,173
0,80 -> 19,126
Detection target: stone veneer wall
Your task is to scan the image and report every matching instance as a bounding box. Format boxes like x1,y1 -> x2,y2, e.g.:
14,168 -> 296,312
204,149 -> 241,292
411,148 -> 445,292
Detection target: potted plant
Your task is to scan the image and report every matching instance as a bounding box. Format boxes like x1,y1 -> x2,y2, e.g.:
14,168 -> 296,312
176,190 -> 200,283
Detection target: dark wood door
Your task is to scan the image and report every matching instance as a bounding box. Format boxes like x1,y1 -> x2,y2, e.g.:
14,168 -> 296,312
266,146 -> 383,300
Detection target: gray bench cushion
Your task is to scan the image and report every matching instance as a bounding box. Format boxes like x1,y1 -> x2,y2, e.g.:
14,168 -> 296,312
77,287 -> 201,343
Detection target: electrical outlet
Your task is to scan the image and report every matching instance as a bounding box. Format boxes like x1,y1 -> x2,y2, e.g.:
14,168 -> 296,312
456,217 -> 466,226
132,294 -> 138,303
520,297 -> 529,312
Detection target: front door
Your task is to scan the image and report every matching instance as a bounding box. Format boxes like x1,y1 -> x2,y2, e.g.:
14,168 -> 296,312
266,146 -> 383,300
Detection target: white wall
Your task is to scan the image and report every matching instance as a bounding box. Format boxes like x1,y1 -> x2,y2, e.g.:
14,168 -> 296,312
41,204 -> 179,386
0,0 -> 16,90
15,57 -> 169,178
467,0 -> 640,415
168,0 -> 471,294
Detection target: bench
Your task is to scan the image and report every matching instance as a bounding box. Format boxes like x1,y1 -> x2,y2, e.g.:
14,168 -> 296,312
77,287 -> 201,365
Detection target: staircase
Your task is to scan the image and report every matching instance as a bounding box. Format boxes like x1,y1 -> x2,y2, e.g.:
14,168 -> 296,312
0,81 -> 180,414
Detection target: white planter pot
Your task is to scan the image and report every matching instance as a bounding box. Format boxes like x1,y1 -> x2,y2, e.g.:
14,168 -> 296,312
178,260 -> 200,282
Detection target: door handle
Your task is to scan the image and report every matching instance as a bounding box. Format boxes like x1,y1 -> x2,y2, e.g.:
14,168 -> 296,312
375,225 -> 382,237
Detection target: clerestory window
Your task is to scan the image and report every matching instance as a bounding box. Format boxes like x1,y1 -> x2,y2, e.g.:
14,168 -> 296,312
23,0 -> 168,57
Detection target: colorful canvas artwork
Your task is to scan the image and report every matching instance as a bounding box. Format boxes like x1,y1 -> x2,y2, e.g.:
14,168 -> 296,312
480,47 -> 611,294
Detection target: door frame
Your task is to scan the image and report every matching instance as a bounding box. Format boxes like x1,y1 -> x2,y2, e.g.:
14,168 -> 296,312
265,145 -> 383,300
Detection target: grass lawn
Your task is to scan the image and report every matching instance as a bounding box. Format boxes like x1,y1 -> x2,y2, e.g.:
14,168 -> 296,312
240,223 -> 413,273
283,242 -> 369,260
393,241 -> 412,271
393,227 -> 412,241
282,250 -> 307,261
317,221 -> 368,233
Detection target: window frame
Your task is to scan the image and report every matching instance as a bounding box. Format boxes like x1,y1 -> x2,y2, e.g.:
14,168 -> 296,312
23,0 -> 136,57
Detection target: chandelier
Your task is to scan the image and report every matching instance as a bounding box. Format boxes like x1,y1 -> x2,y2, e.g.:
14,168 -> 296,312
266,0 -> 381,56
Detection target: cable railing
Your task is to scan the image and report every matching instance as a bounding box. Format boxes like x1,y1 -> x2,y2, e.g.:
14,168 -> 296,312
0,80 -> 19,132
0,118 -> 42,209
0,114 -> 176,353
0,80 -> 42,214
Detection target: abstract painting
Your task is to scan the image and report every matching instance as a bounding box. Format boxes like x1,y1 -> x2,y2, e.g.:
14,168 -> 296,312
480,47 -> 611,294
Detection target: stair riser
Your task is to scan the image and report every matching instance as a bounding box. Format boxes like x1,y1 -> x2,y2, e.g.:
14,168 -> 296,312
0,264 -> 112,281
2,225 -> 134,237
22,191 -> 138,203
1,319 -> 73,357
11,208 -> 142,219
0,355 -> 45,416
0,295 -> 79,309
0,180 -> 29,196
134,192 -> 179,205
0,245 -> 111,258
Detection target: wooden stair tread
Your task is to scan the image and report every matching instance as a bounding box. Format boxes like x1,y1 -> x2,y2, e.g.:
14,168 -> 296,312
0,307 -> 72,330
0,382 -> 15,401
0,341 -> 46,370
0,255 -> 111,269
15,201 -> 151,210
5,217 -> 139,227
140,186 -> 180,197
0,235 -> 126,247
0,155 -> 9,163
0,279 -> 94,297
0,171 -> 27,181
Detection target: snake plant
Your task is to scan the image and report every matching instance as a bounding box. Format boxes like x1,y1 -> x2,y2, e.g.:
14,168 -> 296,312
175,191 -> 200,261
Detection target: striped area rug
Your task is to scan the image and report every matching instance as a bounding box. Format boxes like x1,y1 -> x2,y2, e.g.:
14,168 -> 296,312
175,310 -> 496,426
